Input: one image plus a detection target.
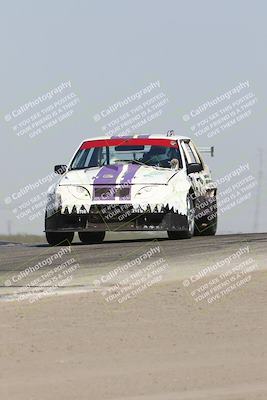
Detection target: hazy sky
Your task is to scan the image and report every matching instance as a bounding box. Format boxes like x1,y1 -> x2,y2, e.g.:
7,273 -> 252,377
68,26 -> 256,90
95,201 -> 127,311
0,0 -> 266,235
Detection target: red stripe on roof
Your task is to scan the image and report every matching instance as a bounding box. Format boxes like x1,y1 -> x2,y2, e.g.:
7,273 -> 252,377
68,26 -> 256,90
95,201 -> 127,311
80,138 -> 178,150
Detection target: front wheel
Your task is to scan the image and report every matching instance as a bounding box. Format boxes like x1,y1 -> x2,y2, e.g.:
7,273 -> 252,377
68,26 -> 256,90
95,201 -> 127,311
167,194 -> 195,240
46,231 -> 74,246
78,231 -> 105,244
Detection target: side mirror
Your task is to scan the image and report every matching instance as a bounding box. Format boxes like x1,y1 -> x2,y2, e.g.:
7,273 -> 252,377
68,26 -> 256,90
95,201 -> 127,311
187,163 -> 203,174
54,164 -> 67,174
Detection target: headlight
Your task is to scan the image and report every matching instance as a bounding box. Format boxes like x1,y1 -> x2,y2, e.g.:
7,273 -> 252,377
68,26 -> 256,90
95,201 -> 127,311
135,186 -> 161,198
65,185 -> 91,200
137,187 -> 153,194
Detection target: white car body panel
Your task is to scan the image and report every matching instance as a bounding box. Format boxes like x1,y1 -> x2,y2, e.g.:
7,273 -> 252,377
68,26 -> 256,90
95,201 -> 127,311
45,134 -> 217,233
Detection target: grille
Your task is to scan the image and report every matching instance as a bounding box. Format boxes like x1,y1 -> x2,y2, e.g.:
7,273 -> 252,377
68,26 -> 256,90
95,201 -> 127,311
93,186 -> 130,200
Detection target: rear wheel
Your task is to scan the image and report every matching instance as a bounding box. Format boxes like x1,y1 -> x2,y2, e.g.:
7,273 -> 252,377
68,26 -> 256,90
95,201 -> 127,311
201,221 -> 217,235
194,196 -> 217,236
46,231 -> 74,246
167,195 -> 195,240
78,231 -> 105,244
195,216 -> 217,236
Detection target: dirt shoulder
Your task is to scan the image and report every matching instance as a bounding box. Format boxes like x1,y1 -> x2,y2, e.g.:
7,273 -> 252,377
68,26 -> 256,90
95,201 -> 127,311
0,269 -> 266,400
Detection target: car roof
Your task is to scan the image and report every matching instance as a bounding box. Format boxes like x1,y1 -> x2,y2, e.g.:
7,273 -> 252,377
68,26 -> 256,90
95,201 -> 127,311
81,133 -> 191,142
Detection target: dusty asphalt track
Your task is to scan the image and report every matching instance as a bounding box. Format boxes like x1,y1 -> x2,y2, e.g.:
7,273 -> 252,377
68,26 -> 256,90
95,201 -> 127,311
0,233 -> 266,399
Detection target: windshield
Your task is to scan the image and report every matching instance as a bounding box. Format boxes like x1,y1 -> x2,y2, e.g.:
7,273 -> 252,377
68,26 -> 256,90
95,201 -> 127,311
70,143 -> 182,170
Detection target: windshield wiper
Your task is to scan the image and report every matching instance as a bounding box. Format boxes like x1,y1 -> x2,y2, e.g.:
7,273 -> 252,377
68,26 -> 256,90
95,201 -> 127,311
124,160 -> 170,170
70,166 -> 102,171
129,160 -> 149,166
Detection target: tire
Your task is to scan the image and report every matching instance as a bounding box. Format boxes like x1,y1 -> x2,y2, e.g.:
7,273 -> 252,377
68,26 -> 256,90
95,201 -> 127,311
194,196 -> 217,236
78,231 -> 105,244
202,221 -> 217,236
167,194 -> 195,240
46,231 -> 74,246
195,217 -> 217,236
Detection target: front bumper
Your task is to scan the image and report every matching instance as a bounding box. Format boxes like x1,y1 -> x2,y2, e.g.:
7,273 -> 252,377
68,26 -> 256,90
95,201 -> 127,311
45,204 -> 188,232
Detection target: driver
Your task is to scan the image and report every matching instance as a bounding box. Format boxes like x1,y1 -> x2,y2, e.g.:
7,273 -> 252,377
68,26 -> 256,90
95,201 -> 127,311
142,146 -> 167,165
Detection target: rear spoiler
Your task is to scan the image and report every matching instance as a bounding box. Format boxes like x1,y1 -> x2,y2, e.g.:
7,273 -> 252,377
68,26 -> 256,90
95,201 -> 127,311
199,146 -> 214,157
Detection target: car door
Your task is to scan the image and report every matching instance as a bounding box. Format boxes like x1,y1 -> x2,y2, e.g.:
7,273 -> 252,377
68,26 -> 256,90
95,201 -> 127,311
180,140 -> 208,197
181,139 -> 217,231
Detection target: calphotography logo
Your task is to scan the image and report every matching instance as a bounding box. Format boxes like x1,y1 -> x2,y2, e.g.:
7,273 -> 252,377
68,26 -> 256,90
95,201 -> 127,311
92,80 -> 170,136
92,242 -> 169,304
0,246 -> 81,304
3,81 -> 80,139
182,245 -> 258,306
1,2 -> 267,399
181,80 -> 258,139
2,170 -> 64,223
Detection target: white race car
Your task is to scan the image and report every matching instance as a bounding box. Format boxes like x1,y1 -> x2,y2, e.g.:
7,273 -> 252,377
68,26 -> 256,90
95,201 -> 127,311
45,133 -> 217,245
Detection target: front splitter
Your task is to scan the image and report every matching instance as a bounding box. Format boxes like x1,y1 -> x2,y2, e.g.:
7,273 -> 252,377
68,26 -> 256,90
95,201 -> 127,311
45,211 -> 188,232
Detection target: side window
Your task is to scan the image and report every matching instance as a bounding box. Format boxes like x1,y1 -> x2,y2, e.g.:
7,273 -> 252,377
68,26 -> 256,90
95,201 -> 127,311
89,147 -> 104,167
71,149 -> 91,169
181,142 -> 198,164
189,141 -> 202,164
84,148 -> 94,167
100,147 -> 108,165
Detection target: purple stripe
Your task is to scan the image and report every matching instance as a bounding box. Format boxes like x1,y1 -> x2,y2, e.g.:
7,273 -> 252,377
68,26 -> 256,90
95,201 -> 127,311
119,164 -> 141,200
110,135 -> 133,140
93,164 -> 141,201
110,135 -> 150,139
93,165 -> 124,201
94,165 -> 123,185
120,164 -> 141,184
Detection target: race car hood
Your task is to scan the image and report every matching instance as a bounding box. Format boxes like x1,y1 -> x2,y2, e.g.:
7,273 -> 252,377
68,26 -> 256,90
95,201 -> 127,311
59,164 -> 179,186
